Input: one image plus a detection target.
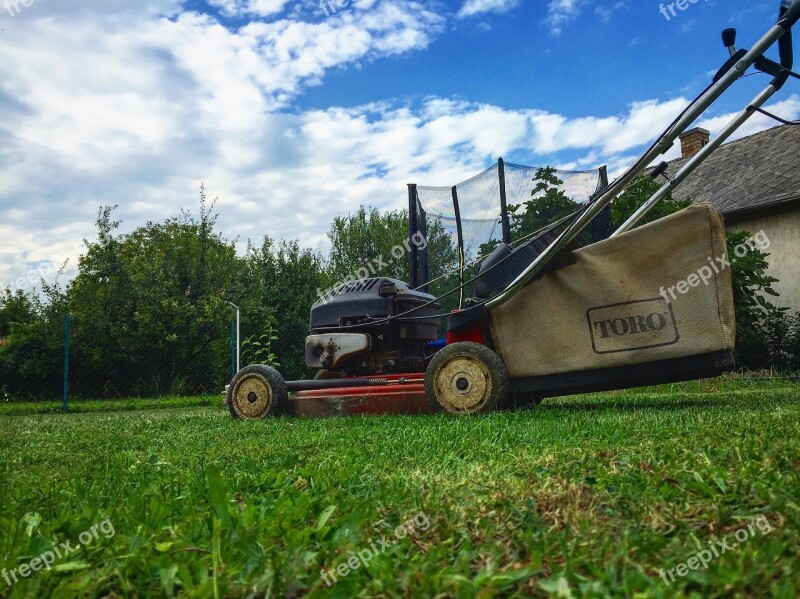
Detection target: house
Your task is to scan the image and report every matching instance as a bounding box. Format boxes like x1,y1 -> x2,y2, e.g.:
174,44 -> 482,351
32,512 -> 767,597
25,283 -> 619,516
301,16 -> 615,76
663,124 -> 800,313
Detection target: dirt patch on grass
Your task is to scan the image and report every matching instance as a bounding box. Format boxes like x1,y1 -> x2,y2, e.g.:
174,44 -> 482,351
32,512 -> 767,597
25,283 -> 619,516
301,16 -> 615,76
534,476 -> 600,531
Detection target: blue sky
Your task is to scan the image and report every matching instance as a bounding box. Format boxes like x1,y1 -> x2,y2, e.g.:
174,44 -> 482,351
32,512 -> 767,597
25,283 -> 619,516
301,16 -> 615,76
0,0 -> 798,292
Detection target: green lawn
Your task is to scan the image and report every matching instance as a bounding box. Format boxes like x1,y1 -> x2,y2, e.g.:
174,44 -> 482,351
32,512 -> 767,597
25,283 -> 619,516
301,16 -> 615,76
0,381 -> 798,597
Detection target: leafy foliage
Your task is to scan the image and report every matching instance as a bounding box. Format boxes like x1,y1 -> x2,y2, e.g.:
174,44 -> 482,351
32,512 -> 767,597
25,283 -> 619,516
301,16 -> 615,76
326,206 -> 410,282
326,205 -> 458,289
509,167 -> 584,244
239,236 -> 329,380
478,167 -> 584,259
241,324 -> 280,369
0,276 -> 69,399
610,174 -> 692,229
67,191 -> 239,397
0,187 -> 331,398
725,230 -> 788,368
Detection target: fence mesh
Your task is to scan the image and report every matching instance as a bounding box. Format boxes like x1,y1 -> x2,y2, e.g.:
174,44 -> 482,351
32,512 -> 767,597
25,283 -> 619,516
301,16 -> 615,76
0,314 -> 237,403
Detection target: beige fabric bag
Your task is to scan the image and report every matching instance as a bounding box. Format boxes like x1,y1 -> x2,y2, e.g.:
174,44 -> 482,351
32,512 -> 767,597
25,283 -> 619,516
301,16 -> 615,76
489,203 -> 735,378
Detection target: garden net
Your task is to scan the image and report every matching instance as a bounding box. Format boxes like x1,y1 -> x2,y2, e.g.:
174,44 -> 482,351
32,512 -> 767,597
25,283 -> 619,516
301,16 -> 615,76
409,160 -> 605,288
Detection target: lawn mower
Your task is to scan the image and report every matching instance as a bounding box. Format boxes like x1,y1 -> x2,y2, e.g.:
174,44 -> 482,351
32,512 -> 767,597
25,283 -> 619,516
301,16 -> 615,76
227,0 -> 800,418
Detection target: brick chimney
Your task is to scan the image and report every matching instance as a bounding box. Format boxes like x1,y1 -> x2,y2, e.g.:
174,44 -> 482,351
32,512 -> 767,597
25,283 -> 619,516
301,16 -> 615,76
679,127 -> 710,158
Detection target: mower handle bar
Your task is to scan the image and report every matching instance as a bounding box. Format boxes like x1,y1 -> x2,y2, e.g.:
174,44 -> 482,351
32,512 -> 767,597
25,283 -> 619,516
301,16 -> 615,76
486,0 -> 800,310
781,0 -> 799,69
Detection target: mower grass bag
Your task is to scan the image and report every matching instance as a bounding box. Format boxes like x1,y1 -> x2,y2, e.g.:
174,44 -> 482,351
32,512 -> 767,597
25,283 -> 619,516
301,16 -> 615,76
489,203 -> 736,378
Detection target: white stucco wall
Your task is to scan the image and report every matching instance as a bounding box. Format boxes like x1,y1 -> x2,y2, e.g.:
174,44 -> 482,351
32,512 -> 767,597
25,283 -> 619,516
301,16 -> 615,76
727,203 -> 800,314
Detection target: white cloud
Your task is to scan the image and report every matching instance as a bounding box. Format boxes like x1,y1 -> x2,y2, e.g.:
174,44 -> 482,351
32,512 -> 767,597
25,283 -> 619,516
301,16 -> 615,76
457,0 -> 519,19
1,0 -> 795,294
210,0 -> 292,17
544,0 -> 627,35
595,1 -> 627,22
696,96 -> 800,143
543,0 -> 587,36
573,94 -> 800,177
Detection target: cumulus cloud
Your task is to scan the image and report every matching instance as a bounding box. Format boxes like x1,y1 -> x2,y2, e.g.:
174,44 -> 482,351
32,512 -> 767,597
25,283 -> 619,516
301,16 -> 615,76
0,0 -> 796,293
209,0 -> 293,17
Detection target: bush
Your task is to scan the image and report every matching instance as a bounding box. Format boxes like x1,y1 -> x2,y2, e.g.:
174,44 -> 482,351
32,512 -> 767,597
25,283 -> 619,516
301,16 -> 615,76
750,311 -> 800,372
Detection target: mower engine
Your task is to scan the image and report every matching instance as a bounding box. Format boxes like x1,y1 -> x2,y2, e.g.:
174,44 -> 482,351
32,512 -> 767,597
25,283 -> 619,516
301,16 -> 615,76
306,278 -> 441,376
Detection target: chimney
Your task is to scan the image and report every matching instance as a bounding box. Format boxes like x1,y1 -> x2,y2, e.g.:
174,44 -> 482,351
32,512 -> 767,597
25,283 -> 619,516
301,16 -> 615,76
679,127 -> 710,158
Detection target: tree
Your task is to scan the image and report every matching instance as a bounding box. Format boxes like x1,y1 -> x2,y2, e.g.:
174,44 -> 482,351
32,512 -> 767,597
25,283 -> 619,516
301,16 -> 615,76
239,237 -> 330,380
0,289 -> 35,338
326,206 -> 409,282
477,167 -> 586,262
509,167 -> 584,244
610,174 -> 692,229
68,188 -> 241,396
325,205 -> 458,292
725,230 -> 788,369
0,279 -> 69,399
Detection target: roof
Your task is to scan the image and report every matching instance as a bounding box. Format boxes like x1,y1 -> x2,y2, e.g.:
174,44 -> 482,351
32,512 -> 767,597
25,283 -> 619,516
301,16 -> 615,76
662,124 -> 800,217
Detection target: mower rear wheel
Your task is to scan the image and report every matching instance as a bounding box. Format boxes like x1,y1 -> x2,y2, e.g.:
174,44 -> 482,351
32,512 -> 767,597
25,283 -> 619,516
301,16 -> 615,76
425,342 -> 508,414
227,365 -> 288,419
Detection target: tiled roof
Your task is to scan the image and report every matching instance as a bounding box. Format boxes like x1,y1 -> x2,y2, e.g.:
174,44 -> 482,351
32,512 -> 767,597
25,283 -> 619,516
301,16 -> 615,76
661,124 -> 800,217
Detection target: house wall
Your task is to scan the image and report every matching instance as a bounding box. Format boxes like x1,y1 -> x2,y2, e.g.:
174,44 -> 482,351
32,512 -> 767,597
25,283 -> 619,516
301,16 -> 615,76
726,202 -> 800,314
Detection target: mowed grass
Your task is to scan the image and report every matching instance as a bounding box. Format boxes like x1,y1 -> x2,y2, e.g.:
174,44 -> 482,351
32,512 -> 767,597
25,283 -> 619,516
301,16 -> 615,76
0,382 -> 798,597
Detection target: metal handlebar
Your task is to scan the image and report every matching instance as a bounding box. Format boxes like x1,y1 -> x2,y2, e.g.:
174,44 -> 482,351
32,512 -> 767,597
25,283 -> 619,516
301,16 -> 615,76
486,0 -> 800,310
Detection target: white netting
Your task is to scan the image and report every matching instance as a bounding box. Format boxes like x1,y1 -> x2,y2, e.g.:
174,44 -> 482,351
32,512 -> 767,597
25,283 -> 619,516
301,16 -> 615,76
414,161 -> 603,262
503,162 -> 602,207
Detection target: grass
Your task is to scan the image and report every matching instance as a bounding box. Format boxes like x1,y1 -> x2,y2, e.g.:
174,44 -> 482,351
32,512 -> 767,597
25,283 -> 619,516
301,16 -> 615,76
0,395 -> 220,417
0,381 -> 798,597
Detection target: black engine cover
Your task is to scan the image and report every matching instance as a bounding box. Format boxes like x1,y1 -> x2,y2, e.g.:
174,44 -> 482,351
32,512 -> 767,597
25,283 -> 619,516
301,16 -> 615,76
309,278 -> 441,375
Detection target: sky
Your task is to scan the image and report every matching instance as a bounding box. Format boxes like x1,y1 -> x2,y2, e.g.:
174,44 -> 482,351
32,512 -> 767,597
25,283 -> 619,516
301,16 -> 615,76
1,0 -> 799,294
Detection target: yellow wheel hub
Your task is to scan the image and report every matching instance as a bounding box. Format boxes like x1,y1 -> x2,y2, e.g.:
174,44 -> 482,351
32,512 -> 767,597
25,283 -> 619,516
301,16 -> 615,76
433,355 -> 492,413
232,373 -> 273,419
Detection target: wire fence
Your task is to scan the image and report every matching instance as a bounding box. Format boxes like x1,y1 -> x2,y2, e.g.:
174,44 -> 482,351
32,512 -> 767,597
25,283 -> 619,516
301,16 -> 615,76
1,314 -> 238,405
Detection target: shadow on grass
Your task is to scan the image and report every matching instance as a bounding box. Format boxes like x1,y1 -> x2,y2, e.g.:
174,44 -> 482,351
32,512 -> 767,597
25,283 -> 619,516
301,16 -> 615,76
537,389 -> 798,414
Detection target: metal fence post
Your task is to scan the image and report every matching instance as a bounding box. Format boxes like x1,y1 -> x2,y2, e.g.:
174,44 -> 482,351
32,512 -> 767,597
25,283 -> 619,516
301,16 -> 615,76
498,157 -> 511,244
63,313 -> 71,411
230,320 -> 236,377
591,166 -> 612,242
408,184 -> 419,289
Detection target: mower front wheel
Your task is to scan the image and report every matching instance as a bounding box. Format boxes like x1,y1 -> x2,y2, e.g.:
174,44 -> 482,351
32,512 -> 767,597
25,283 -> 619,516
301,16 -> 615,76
227,365 -> 288,419
425,342 -> 508,414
